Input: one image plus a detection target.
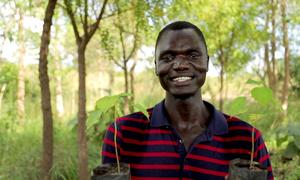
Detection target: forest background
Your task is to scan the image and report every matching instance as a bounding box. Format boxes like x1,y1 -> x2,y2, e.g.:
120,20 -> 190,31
0,0 -> 300,179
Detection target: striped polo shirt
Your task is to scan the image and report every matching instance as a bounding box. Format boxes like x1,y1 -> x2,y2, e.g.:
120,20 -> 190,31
102,100 -> 274,180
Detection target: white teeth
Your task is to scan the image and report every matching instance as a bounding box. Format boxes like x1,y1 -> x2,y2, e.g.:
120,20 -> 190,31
173,76 -> 192,82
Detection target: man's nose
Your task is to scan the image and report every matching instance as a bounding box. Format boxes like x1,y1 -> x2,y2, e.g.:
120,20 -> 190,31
173,55 -> 190,70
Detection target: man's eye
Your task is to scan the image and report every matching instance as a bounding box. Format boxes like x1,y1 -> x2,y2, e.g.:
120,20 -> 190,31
189,53 -> 200,60
161,54 -> 175,61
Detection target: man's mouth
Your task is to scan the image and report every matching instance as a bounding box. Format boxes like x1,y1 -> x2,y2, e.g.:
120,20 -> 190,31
172,76 -> 192,82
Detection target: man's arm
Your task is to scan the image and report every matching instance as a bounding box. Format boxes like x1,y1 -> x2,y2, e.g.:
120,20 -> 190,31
254,130 -> 274,180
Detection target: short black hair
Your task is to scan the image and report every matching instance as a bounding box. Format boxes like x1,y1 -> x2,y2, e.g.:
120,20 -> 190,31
155,21 -> 208,58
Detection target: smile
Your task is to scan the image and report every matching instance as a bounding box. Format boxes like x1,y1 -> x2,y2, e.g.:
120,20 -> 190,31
172,76 -> 192,82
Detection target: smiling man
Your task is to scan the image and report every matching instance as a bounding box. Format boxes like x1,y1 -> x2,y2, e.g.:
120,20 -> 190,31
102,21 -> 274,180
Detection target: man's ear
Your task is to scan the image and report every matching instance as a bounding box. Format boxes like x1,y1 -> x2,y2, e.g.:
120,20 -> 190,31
154,59 -> 158,76
206,55 -> 210,72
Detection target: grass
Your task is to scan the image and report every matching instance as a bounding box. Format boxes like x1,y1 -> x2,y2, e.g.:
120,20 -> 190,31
0,118 -> 101,180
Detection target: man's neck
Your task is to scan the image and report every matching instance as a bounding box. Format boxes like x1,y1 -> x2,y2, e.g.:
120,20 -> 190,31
164,92 -> 210,128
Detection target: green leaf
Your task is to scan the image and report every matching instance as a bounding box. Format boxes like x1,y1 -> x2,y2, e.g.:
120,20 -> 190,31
294,136 -> 300,149
287,123 -> 300,136
95,95 -> 119,113
246,79 -> 261,85
86,110 -> 102,130
134,103 -> 149,119
95,93 -> 130,113
250,87 -> 273,105
276,135 -> 288,147
227,96 -> 247,115
283,142 -> 300,159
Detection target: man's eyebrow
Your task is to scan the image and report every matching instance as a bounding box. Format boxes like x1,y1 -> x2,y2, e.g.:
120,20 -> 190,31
159,50 -> 176,56
159,48 -> 203,56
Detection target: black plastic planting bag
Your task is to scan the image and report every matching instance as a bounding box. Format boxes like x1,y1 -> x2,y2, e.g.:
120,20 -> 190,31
91,163 -> 130,180
228,158 -> 268,180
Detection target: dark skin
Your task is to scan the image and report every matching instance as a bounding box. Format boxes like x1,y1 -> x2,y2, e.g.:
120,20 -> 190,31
155,29 -> 210,151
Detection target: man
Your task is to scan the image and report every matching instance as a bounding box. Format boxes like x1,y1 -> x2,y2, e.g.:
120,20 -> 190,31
102,21 -> 273,180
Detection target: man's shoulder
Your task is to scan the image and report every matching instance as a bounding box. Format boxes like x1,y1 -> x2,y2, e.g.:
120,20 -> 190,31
115,107 -> 153,127
223,114 -> 261,134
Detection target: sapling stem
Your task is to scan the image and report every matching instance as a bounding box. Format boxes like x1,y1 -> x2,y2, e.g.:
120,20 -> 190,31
114,107 -> 121,173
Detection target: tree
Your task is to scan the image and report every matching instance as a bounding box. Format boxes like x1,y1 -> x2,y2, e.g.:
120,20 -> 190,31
270,0 -> 278,94
280,0 -> 290,112
100,0 -> 145,113
51,24 -> 65,118
38,0 -> 57,179
62,0 -> 108,179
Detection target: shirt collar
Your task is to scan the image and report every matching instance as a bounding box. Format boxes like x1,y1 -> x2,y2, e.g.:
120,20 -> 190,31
150,100 -> 228,135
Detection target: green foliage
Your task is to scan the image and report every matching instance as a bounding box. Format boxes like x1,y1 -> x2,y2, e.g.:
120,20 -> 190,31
250,87 -> 274,106
86,93 -> 148,144
0,62 -> 18,128
227,97 -> 247,115
86,93 -> 129,142
0,119 -> 100,179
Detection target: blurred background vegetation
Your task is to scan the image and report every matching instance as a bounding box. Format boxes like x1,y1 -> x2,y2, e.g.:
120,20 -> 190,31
0,0 -> 300,179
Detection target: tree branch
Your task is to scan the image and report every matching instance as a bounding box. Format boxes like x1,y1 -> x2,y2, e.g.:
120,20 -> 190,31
101,6 -> 134,20
86,0 -> 108,42
83,0 -> 88,37
63,0 -> 81,43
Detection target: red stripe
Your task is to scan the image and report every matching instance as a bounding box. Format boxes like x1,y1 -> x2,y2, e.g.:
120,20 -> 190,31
121,125 -> 172,134
107,126 -> 122,138
227,116 -> 240,121
255,130 -> 262,141
254,143 -> 265,158
229,126 -> 253,132
196,144 -> 251,154
122,137 -> 177,145
213,135 -> 252,142
102,151 -> 117,159
131,177 -> 179,180
184,165 -> 227,177
130,164 -> 180,170
123,151 -> 180,158
110,126 -> 175,145
103,138 -> 117,147
147,129 -> 172,134
259,154 -> 269,163
187,154 -> 229,165
267,166 -> 272,171
121,126 -> 145,134
117,117 -> 148,124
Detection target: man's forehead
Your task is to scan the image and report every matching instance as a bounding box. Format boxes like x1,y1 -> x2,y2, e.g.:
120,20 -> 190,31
156,29 -> 205,52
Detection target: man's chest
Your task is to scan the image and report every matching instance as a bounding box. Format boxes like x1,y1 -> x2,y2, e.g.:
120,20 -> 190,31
120,128 -> 247,179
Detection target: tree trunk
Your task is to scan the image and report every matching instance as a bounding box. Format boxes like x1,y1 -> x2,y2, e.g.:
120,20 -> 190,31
263,5 -> 273,89
38,0 -> 57,179
123,61 -> 129,114
54,56 -> 64,118
129,62 -> 136,113
108,68 -> 114,95
17,11 -> 25,124
270,0 -> 277,94
218,45 -> 225,112
280,0 -> 290,112
0,84 -> 7,116
77,44 -> 89,180
219,59 -> 224,112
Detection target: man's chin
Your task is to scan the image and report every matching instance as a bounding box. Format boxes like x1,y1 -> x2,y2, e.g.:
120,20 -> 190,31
169,91 -> 199,100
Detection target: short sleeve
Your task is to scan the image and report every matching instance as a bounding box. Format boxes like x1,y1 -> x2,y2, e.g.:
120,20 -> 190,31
254,130 -> 274,180
101,120 -> 123,164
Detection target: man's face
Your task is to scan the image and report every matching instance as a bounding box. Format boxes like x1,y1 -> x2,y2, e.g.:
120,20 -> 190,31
155,29 -> 208,98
